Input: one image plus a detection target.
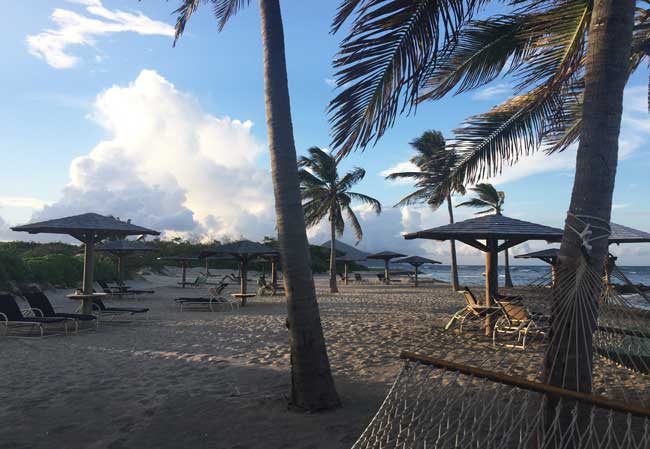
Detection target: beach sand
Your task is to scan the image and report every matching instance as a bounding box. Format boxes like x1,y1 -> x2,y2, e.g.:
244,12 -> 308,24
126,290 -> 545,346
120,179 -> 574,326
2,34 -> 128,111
3,270 -> 646,449
1,270 -> 462,449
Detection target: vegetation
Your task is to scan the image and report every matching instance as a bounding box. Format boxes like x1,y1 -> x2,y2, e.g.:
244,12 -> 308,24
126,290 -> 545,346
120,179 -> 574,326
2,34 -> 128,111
299,147 -> 381,293
173,0 -> 340,410
456,183 -> 513,287
385,130 -> 463,290
0,238 -> 357,290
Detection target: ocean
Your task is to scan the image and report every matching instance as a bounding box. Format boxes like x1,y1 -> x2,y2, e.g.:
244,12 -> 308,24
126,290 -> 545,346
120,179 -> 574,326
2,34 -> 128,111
415,264 -> 650,287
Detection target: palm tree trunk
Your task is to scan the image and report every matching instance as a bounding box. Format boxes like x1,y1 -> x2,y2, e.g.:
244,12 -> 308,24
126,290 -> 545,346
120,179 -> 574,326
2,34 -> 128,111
504,247 -> 513,287
541,0 -> 634,445
329,210 -> 339,293
259,0 -> 340,411
446,196 -> 460,291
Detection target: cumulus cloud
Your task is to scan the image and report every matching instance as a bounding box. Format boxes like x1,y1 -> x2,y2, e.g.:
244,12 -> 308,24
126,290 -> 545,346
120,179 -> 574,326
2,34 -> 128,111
28,69 -> 274,242
26,0 -> 174,69
380,161 -> 419,185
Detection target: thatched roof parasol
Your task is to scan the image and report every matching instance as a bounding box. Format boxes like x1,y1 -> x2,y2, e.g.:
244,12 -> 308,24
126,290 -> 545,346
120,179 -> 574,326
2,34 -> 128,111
366,251 -> 406,284
11,213 -> 159,314
95,239 -> 158,283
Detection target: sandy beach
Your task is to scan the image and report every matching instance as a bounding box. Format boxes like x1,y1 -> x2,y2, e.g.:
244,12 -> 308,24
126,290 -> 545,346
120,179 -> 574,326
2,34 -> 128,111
1,269 -> 465,449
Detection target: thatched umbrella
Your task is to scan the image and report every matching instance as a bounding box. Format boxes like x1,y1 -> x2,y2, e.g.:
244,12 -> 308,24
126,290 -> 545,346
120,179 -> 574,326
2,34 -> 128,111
95,239 -> 158,284
335,255 -> 366,285
12,213 -> 159,313
394,256 -> 441,287
404,215 -> 562,334
156,256 -> 198,288
515,248 -> 560,286
366,251 -> 406,284
200,240 -> 278,306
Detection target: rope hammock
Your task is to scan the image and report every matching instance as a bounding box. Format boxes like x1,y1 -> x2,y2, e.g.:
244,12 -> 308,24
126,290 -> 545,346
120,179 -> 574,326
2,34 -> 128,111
352,215 -> 650,448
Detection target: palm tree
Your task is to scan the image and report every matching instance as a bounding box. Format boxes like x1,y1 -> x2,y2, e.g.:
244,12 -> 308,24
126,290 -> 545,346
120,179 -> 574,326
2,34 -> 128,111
329,0 -> 636,430
385,130 -> 464,291
456,183 -> 513,288
173,0 -> 340,411
299,147 -> 381,293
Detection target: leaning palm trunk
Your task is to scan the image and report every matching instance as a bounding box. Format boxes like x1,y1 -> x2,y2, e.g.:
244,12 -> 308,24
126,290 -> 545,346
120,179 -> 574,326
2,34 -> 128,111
446,196 -> 460,291
329,209 -> 339,293
541,0 -> 634,445
504,248 -> 513,288
259,0 -> 340,410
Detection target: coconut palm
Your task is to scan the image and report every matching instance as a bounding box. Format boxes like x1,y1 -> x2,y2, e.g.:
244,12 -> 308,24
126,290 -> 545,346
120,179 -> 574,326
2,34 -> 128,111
456,183 -> 514,287
385,130 -> 464,290
299,147 -> 381,293
173,0 -> 339,411
329,0 -> 637,427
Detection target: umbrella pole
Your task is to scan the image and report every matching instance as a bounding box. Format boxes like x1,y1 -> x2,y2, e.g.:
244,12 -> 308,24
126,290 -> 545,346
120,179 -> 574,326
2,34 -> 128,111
81,234 -> 96,315
484,239 -> 498,335
117,254 -> 124,285
344,262 -> 349,285
414,264 -> 419,287
181,262 -> 187,288
271,260 -> 277,288
384,260 -> 390,285
205,257 -> 210,277
240,259 -> 248,306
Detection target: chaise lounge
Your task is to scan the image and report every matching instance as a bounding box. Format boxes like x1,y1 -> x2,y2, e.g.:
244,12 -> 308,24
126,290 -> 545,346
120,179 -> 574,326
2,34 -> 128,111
0,294 -> 70,337
22,291 -> 98,331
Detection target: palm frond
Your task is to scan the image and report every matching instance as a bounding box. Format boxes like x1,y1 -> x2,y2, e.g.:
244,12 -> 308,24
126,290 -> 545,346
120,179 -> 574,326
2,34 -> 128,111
393,187 -> 433,207
329,0 -> 487,156
456,198 -> 493,209
343,204 -> 364,241
420,15 -> 531,101
302,199 -> 331,229
346,192 -> 382,214
298,147 -> 338,183
173,0 -> 251,44
385,171 -> 424,181
331,0 -> 366,34
337,167 -> 366,191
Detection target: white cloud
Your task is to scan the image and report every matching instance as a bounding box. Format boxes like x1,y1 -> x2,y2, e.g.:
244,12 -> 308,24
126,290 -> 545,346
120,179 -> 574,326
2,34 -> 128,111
0,197 -> 51,210
472,83 -> 511,100
380,161 -> 419,185
324,78 -> 337,88
26,0 -> 174,69
26,69 -> 275,242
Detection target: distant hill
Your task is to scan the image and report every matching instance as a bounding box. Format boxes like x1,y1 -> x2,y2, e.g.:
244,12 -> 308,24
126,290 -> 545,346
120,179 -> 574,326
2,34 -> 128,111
320,239 -> 370,260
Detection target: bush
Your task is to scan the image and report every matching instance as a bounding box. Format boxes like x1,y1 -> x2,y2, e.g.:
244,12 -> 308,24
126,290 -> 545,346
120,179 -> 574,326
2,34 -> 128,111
0,249 -> 31,288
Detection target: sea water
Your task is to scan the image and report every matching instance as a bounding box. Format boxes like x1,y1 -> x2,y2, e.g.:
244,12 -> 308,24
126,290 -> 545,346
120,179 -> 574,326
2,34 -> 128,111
415,264 -> 650,287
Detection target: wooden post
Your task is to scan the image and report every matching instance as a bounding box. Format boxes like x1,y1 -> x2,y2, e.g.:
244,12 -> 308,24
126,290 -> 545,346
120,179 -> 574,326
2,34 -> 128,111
205,257 -> 210,277
384,259 -> 390,284
344,262 -> 349,285
181,261 -> 187,288
484,239 -> 498,335
81,233 -> 96,315
116,254 -> 124,285
240,258 -> 248,306
414,264 -> 419,287
551,264 -> 558,287
271,258 -> 278,288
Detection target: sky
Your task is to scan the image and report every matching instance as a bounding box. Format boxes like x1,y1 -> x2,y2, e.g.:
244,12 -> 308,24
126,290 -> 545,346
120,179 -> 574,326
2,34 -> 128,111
1,1 -> 650,264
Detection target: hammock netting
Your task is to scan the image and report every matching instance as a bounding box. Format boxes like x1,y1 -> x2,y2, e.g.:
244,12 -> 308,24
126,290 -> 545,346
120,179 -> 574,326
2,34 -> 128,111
352,228 -> 650,448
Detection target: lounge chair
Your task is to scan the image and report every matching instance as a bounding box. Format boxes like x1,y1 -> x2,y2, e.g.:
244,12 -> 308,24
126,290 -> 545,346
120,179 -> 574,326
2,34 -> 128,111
111,280 -> 154,295
174,284 -> 238,311
492,299 -> 548,349
0,294 -> 70,337
376,273 -> 386,284
90,298 -> 149,320
22,291 -> 97,331
444,287 -> 500,332
257,276 -> 284,296
353,273 -> 366,284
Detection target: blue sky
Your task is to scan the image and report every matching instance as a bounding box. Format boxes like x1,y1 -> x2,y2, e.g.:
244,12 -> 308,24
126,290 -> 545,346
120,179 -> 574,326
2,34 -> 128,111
2,1 -> 650,264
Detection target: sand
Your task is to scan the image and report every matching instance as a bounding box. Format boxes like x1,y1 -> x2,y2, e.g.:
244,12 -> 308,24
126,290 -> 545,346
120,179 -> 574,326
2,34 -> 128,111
0,269 -> 464,449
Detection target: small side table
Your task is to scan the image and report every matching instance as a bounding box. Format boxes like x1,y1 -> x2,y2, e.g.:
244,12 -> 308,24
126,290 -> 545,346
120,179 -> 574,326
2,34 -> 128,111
231,293 -> 256,307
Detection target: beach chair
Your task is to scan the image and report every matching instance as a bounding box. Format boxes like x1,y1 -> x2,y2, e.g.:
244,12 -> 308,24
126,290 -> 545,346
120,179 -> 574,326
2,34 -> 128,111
353,273 -> 366,284
376,273 -> 386,284
96,280 -> 126,299
257,276 -> 284,296
111,280 -> 154,295
0,294 -> 70,337
90,298 -> 149,320
492,299 -> 548,349
22,291 -> 97,332
444,287 -> 500,332
174,284 -> 237,311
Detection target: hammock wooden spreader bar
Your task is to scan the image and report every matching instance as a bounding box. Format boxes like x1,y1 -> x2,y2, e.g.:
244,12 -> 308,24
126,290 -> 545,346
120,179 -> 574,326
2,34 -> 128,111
401,351 -> 650,418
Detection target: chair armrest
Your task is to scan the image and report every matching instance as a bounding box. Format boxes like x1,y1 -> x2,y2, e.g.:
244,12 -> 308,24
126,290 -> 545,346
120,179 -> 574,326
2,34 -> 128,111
22,307 -> 44,317
0,312 -> 8,323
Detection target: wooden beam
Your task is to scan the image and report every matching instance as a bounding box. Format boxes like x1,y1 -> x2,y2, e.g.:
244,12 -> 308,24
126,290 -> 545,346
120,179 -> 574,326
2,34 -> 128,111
400,351 -> 650,418
497,239 -> 526,252
457,238 -> 489,252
